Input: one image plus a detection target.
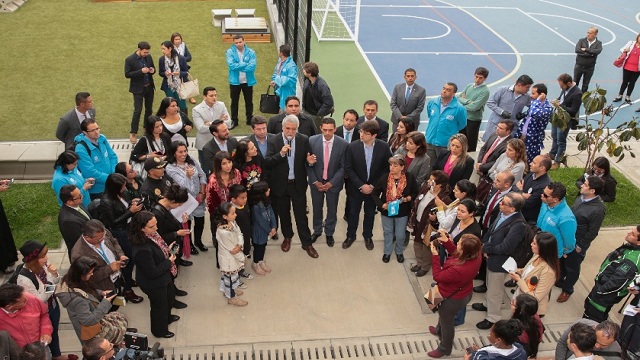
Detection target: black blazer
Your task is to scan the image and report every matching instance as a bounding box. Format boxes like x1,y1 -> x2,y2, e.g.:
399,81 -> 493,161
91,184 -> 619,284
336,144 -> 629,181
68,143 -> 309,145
476,133 -> 512,175
124,52 -> 156,94
371,172 -> 419,217
482,212 -> 527,272
264,133 -> 310,197
448,218 -> 482,244
132,241 -> 172,289
432,151 -> 474,193
335,125 -> 360,143
478,185 -> 520,232
130,134 -> 173,162
201,137 -> 239,176
558,85 -> 582,119
151,204 -> 182,246
97,196 -> 133,231
267,113 -> 318,137
356,116 -> 390,143
344,139 -> 393,190
521,172 -> 551,224
58,205 -> 91,250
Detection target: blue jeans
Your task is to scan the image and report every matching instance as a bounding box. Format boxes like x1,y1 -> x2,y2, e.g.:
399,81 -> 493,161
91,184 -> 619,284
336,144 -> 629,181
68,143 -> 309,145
550,124 -> 569,163
381,215 -> 408,255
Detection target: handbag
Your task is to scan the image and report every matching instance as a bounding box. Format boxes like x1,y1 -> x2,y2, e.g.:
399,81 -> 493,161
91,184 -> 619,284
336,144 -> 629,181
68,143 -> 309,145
260,85 -> 280,114
130,137 -> 151,181
423,285 -> 462,313
387,199 -> 400,217
475,176 -> 493,203
178,73 -> 200,100
614,53 -> 626,68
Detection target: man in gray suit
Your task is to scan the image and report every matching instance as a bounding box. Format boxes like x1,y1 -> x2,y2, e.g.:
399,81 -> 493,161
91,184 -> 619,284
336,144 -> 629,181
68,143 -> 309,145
55,92 -> 96,149
306,118 -> 348,247
390,68 -> 426,132
192,86 -> 230,165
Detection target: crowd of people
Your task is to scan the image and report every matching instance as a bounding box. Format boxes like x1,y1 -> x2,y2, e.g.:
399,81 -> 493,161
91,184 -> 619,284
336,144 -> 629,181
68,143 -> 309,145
1,27 -> 640,360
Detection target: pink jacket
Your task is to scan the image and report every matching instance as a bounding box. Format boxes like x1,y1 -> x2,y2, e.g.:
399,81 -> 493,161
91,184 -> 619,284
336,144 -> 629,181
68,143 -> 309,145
0,293 -> 53,347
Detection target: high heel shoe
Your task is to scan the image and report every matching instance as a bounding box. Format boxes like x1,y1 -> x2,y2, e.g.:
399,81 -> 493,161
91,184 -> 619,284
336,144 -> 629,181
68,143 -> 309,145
190,247 -> 199,255
613,95 -> 623,102
625,97 -> 632,104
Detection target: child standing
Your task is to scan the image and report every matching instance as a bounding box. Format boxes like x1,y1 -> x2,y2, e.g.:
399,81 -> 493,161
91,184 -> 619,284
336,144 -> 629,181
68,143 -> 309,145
230,184 -> 254,279
249,181 -> 276,275
214,202 -> 247,306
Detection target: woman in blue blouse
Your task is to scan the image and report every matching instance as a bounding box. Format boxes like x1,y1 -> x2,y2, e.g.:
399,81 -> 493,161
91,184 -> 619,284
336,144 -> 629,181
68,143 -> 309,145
52,150 -> 93,207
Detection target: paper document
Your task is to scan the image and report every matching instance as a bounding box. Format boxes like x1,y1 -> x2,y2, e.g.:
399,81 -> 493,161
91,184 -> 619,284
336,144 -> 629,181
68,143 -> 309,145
170,194 -> 199,221
623,304 -> 640,316
502,257 -> 518,273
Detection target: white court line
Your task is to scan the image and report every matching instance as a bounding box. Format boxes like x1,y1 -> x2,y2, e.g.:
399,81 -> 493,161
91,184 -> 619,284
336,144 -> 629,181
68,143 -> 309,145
527,13 -> 617,46
636,12 -> 640,24
381,14 -> 451,40
364,51 -> 575,55
517,9 -> 575,46
341,5 -> 520,9
538,0 -> 638,35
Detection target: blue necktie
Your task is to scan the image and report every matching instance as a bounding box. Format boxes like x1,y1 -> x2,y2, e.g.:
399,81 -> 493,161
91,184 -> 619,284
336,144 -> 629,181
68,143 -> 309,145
345,131 -> 351,143
405,86 -> 411,104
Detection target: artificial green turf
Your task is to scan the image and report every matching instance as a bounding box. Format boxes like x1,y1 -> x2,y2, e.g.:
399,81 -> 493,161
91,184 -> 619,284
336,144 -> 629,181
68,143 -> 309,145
1,183 -> 60,249
548,167 -> 639,227
0,0 -> 277,141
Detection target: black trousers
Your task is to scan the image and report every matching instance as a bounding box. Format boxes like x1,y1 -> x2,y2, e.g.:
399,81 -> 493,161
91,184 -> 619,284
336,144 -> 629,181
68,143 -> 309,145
346,190 -> 376,239
460,120 -> 481,152
559,249 -> 585,294
131,86 -> 155,134
253,243 -> 266,262
271,182 -> 312,246
229,83 -> 253,124
574,63 -> 595,93
140,282 -> 175,337
619,69 -> 640,96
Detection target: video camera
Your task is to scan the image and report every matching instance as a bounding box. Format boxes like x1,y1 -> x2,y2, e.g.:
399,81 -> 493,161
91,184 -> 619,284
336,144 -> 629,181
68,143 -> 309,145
115,332 -> 164,360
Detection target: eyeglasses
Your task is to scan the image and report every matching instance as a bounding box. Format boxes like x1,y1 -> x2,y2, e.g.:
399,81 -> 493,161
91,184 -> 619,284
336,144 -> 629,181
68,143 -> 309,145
101,344 -> 115,357
500,200 -> 512,207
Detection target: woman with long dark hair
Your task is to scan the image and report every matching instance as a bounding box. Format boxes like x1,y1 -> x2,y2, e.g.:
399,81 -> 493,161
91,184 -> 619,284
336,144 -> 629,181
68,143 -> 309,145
509,231 -> 560,317
158,40 -> 189,113
388,118 -> 415,153
156,97 -> 193,145
464,320 -> 528,360
115,162 -> 143,204
427,234 -> 482,358
510,294 -> 543,358
612,33 -> 640,104
434,179 -> 477,232
52,150 -> 93,208
432,134 -> 474,197
575,156 -> 617,202
233,139 -> 263,190
170,32 -> 195,104
395,131 -> 430,187
130,116 -> 172,165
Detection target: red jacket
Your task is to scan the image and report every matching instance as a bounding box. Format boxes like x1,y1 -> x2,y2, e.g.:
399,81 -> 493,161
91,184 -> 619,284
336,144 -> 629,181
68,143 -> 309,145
0,293 -> 53,348
431,240 -> 482,299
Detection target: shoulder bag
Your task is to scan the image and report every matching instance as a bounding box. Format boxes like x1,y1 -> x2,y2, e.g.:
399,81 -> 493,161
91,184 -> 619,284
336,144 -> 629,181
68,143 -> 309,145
260,85 -> 280,114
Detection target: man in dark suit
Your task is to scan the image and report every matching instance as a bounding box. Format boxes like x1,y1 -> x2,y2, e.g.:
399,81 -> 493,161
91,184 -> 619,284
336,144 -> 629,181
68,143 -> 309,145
517,155 -> 552,224
267,96 -> 318,137
389,68 -> 427,131
357,100 -> 390,142
264,115 -> 317,258
475,120 -> 514,177
336,109 -> 360,221
306,118 -> 348,247
550,73 -> 582,169
201,119 -> 239,176
243,115 -> 273,160
58,185 -> 91,258
55,92 -> 96,149
472,192 -> 527,330
124,41 -> 156,144
344,120 -> 393,250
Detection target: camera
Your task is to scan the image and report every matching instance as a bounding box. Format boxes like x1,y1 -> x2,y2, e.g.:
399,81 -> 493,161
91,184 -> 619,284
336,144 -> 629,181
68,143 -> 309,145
115,332 -> 164,360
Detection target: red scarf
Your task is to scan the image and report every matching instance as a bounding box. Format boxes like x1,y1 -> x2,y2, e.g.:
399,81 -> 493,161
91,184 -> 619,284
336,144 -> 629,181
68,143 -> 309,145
385,173 -> 407,203
147,232 -> 177,277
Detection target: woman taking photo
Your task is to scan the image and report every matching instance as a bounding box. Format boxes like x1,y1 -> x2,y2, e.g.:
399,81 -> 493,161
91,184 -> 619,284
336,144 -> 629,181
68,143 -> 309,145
487,138 -> 528,183
165,142 -> 208,253
130,211 -> 179,338
427,234 -> 482,358
432,134 -> 474,196
159,40 -> 189,113
115,162 -> 143,204
96,173 -> 143,304
233,139 -> 263,190
17,241 -> 68,360
463,320 -> 528,360
407,170 -> 451,277
509,231 -> 560,318
434,179 -> 476,232
52,150 -> 93,208
57,256 -> 128,344
151,184 -> 192,273
395,131 -> 430,187
130,116 -> 173,165
156,97 -> 193,145
388,118 -> 415,153
575,156 -> 617,202
372,155 -> 419,263
612,33 -> 640,105
510,294 -> 543,358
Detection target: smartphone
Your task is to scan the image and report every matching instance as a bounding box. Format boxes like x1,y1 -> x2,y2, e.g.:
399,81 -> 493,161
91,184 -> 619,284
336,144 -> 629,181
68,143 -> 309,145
169,243 -> 180,255
105,290 -> 117,298
44,285 -> 56,294
121,258 -> 129,267
8,178 -> 14,185
465,347 -> 474,355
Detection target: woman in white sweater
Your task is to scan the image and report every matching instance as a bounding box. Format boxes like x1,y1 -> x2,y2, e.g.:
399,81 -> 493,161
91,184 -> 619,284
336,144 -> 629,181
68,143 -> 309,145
487,138 -> 528,183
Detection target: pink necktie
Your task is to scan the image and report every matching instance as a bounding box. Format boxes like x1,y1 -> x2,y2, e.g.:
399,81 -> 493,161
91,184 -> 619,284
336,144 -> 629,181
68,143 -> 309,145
482,138 -> 501,164
323,140 -> 330,180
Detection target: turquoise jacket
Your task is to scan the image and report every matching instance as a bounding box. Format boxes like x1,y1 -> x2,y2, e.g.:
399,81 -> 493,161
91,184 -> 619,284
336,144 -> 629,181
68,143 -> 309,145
425,96 -> 467,147
271,56 -> 298,110
73,133 -> 118,195
537,199 -> 577,257
226,44 -> 257,86
52,166 -> 91,208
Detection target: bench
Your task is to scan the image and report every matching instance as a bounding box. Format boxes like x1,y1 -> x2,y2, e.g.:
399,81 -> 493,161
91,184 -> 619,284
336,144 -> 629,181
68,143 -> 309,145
211,8 -> 232,27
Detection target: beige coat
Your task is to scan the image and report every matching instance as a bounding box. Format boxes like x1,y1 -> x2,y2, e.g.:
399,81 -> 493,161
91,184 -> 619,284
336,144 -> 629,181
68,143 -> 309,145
514,255 -> 556,316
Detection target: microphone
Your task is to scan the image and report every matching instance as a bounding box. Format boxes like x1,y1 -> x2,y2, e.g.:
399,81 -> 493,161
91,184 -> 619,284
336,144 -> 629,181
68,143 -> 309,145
527,276 -> 539,292
146,342 -> 161,359
286,136 -> 292,157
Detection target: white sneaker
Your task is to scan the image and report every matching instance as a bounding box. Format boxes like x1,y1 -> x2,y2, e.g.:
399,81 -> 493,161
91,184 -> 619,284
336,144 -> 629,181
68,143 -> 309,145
237,281 -> 248,289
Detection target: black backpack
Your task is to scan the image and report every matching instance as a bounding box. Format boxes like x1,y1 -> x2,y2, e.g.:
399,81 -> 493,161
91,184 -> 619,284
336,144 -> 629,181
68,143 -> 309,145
511,221 -> 536,268
5,263 -> 40,290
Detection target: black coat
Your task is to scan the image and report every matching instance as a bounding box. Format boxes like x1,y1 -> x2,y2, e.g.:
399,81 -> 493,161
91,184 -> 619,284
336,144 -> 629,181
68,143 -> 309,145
482,212 -> 527,273
151,204 -> 182,247
267,113 -> 318,137
124,52 -> 156,94
344,139 -> 393,190
97,196 -> 133,231
264,133 -> 310,197
58,204 -> 91,253
432,151 -> 474,195
132,241 -> 172,289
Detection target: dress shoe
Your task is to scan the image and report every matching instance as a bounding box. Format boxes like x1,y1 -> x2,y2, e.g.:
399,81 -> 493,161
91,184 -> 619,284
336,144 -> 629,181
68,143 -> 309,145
342,237 -> 356,249
472,303 -> 488,312
636,107 -> 640,112
557,292 -> 572,303
162,332 -> 175,338
169,315 -> 180,324
476,319 -> 494,330
123,290 -> 144,304
259,261 -> 271,273
364,237 -> 374,250
311,233 -> 321,243
189,97 -> 197,104
415,269 -> 429,277
473,284 -> 487,293
613,95 -> 623,102
428,326 -> 440,337
174,288 -> 188,297
196,244 -> 208,252
426,349 -> 447,358
504,279 -> 517,287
229,122 -> 238,130
326,235 -> 335,247
382,254 -> 391,263
177,259 -> 193,266
190,247 -> 199,255
281,237 -> 292,252
173,300 -> 187,309
625,96 -> 632,104
129,133 -> 137,144
131,279 -> 139,287
396,254 -> 405,263
302,245 -> 319,258
410,264 -> 421,272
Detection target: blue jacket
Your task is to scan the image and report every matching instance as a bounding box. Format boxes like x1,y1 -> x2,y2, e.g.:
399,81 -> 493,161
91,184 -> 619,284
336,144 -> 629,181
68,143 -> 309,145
425,96 -> 467,146
271,56 -> 298,110
537,199 -> 577,257
73,133 -> 118,195
470,343 -> 527,360
52,166 -> 91,208
226,44 -> 257,86
252,202 -> 277,245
